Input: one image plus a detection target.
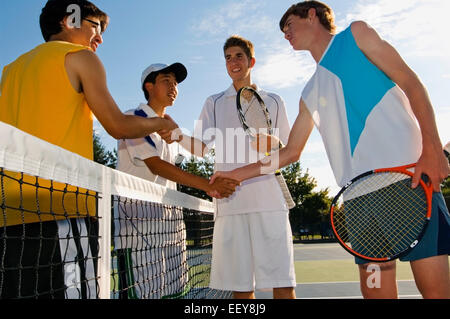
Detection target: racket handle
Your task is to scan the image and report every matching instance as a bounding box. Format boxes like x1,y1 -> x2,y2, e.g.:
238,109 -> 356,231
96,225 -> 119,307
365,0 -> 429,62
275,171 -> 296,209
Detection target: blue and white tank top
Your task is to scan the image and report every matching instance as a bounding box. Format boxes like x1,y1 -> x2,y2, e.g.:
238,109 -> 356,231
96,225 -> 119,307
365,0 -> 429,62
302,23 -> 422,187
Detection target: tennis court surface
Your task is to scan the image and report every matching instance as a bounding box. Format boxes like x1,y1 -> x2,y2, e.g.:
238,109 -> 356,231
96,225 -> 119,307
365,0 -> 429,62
256,242 -> 429,299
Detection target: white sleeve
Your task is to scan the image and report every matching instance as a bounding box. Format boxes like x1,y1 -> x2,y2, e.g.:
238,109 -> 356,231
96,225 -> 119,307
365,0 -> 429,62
194,96 -> 216,147
301,79 -> 318,120
274,95 -> 291,145
124,134 -> 160,164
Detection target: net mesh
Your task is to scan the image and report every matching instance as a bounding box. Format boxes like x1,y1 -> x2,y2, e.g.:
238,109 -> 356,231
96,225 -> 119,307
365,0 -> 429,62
0,121 -> 231,299
332,172 -> 428,260
0,169 -> 99,299
111,196 -> 227,299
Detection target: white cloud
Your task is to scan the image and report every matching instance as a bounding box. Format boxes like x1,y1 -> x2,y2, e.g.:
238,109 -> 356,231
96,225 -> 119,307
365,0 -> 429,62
190,0 -> 273,39
191,0 -> 450,91
341,0 -> 450,58
436,107 -> 450,145
253,46 -> 316,89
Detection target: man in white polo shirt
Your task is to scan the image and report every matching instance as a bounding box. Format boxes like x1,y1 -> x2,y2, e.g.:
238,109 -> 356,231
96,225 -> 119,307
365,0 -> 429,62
195,36 -> 296,299
115,63 -> 239,298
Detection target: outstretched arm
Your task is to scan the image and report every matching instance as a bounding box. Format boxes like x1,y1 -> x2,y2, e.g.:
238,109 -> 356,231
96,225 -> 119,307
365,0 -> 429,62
157,117 -> 209,158
66,50 -> 178,139
211,100 -> 315,183
351,21 -> 449,191
144,157 -> 239,198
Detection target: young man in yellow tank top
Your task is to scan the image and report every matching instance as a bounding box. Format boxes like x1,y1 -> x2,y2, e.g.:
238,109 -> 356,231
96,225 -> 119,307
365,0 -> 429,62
0,0 -> 179,299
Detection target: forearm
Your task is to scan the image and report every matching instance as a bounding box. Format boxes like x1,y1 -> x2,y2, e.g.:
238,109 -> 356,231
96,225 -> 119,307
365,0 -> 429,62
117,114 -> 168,139
233,102 -> 314,182
231,140 -> 303,182
402,80 -> 442,151
74,50 -> 172,139
144,158 -> 211,192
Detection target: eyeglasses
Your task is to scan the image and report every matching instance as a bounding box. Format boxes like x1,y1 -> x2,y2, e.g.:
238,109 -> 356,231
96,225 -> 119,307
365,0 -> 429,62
83,18 -> 102,34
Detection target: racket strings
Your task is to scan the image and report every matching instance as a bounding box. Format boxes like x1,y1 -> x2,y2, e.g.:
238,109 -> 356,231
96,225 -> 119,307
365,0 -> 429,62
236,87 -> 296,210
239,92 -> 270,135
344,181 -> 425,256
333,172 -> 428,259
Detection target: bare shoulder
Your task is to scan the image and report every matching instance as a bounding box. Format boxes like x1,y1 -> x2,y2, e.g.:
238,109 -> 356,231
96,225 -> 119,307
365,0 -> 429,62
350,20 -> 383,51
350,20 -> 373,36
65,49 -> 103,73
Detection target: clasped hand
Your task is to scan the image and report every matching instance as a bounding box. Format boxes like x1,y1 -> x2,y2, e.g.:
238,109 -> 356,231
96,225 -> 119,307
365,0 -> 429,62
158,114 -> 183,144
206,176 -> 240,199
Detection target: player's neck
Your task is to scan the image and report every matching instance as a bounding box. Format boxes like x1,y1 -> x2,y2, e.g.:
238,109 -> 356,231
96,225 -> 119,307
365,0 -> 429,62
310,31 -> 333,63
147,101 -> 166,117
232,77 -> 253,92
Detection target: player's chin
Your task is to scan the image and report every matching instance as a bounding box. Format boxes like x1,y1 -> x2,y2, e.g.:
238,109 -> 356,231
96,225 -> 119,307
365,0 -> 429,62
90,43 -> 98,52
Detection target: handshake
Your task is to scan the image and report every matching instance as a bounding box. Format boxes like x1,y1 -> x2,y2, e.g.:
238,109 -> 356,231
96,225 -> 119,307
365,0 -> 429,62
205,176 -> 240,199
155,115 -> 240,200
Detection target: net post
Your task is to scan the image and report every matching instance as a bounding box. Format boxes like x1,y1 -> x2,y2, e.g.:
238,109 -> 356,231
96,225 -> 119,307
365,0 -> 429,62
97,165 -> 112,299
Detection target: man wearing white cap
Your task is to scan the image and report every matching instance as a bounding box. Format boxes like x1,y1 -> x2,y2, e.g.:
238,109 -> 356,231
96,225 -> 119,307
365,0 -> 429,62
114,63 -> 239,298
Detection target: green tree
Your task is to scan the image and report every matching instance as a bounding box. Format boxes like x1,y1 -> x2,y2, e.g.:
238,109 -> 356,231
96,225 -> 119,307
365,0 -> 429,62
176,151 -> 215,200
282,162 -> 332,235
93,132 -> 117,168
442,176 -> 450,209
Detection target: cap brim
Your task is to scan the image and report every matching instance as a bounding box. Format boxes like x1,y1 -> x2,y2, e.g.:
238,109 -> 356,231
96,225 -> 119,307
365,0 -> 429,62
158,62 -> 188,84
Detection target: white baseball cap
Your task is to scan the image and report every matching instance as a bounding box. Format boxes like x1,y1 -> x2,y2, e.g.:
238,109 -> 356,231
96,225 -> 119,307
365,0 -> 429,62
141,62 -> 187,89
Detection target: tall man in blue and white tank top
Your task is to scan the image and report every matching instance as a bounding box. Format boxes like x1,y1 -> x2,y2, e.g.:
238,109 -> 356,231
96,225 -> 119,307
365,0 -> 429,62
210,1 -> 450,299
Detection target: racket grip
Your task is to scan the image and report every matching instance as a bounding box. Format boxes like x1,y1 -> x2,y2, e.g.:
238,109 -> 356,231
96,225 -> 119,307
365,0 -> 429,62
275,172 -> 296,209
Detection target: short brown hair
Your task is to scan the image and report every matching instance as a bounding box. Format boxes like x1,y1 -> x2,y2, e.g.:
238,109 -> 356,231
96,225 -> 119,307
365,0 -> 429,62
279,1 -> 336,34
40,0 -> 109,41
223,35 -> 255,60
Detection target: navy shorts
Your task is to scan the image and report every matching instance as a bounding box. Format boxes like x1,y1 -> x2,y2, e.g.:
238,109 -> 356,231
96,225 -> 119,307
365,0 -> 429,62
355,192 -> 450,264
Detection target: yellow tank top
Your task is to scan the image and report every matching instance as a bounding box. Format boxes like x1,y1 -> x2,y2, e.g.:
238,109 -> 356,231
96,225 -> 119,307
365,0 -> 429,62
0,41 -> 94,158
0,41 -> 96,226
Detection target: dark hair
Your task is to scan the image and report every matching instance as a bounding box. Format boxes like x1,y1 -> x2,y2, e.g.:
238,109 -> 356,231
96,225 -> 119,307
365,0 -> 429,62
39,0 -> 109,41
223,35 -> 255,60
142,73 -> 159,100
279,1 -> 336,34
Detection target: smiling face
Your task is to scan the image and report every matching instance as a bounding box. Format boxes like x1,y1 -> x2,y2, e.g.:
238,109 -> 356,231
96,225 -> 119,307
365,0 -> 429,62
146,72 -> 178,107
72,16 -> 104,52
224,46 -> 255,84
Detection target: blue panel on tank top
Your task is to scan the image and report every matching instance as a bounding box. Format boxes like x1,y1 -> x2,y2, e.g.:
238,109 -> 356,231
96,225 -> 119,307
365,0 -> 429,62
319,25 -> 395,156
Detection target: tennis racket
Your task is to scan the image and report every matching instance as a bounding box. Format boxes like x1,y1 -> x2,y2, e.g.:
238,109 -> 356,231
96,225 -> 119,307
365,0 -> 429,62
236,86 -> 295,209
444,141 -> 450,158
330,163 -> 436,262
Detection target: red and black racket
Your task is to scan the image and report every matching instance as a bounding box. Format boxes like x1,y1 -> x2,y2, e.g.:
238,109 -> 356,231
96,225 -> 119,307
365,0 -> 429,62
330,163 -> 434,262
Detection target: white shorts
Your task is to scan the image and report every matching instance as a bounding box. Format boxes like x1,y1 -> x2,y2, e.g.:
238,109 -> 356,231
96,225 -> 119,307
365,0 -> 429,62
209,211 -> 296,292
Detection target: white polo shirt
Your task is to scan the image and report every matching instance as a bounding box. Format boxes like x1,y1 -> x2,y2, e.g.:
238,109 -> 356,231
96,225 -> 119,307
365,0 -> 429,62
195,85 -> 291,216
116,103 -> 183,190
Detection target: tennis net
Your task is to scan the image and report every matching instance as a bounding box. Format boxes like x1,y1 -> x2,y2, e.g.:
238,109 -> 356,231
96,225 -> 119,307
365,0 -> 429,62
0,121 -> 231,299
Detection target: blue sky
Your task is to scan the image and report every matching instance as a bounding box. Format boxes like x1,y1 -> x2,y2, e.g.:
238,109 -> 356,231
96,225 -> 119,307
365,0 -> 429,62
1,0 -> 450,194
